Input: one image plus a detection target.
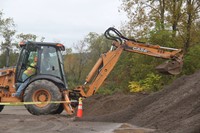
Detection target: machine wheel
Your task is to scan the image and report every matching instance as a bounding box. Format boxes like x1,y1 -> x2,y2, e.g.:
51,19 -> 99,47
0,105 -> 4,112
24,80 -> 62,115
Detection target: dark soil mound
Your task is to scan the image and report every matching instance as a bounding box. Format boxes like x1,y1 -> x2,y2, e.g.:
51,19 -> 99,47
81,70 -> 200,133
83,92 -> 146,117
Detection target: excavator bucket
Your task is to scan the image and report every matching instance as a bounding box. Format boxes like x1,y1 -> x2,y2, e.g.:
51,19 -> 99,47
155,60 -> 183,75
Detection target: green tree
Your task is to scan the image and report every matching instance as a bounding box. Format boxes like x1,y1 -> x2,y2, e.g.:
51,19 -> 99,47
183,0 -> 200,53
183,44 -> 200,74
86,32 -> 112,62
0,11 -> 16,48
120,0 -> 200,52
64,40 -> 89,89
0,11 -> 16,67
73,40 -> 88,83
16,33 -> 37,42
166,0 -> 184,37
120,0 -> 169,37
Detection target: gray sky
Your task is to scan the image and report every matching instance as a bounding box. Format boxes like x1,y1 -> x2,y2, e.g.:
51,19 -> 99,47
1,0 -> 127,49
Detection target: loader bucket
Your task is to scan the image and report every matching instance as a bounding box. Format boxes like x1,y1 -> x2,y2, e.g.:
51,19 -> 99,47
155,60 -> 183,75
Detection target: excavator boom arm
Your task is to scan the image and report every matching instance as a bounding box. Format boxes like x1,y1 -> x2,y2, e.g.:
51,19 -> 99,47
71,27 -> 183,98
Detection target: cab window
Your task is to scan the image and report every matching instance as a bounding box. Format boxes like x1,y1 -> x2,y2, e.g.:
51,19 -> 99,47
40,46 -> 61,78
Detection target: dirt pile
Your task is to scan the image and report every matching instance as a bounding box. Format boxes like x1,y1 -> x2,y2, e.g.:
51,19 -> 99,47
83,92 -> 146,117
82,70 -> 200,133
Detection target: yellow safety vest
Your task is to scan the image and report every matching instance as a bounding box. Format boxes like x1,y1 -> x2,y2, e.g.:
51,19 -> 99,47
23,62 -> 37,77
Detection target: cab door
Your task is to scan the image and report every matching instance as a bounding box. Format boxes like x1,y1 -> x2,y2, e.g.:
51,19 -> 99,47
15,43 -> 38,83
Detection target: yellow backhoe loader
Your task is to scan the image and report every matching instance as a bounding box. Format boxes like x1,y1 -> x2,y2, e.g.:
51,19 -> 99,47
0,27 -> 183,115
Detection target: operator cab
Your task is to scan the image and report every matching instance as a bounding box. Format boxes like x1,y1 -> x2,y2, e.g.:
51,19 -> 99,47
15,41 -> 67,87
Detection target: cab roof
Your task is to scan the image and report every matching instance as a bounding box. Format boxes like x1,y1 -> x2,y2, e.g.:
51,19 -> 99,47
19,41 -> 65,51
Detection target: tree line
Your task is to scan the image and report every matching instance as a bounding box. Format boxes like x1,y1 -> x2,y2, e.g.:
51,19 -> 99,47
1,0 -> 200,94
0,11 -> 43,67
64,0 -> 200,93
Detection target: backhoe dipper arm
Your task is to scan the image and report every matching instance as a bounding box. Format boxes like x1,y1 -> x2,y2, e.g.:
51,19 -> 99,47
117,40 -> 182,60
72,27 -> 183,98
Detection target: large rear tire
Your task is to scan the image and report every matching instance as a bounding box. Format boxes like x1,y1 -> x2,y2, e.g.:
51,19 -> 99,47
24,80 -> 62,115
0,105 -> 4,112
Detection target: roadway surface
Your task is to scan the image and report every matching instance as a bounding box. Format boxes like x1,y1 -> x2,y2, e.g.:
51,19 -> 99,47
0,106 -> 154,133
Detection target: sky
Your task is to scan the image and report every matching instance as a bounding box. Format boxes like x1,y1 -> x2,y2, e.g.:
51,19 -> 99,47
1,0 -> 127,49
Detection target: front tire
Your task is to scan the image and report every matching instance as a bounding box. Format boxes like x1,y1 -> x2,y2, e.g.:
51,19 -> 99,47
24,80 -> 62,115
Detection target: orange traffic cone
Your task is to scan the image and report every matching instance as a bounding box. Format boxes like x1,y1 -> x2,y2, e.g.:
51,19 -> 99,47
76,97 -> 83,118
